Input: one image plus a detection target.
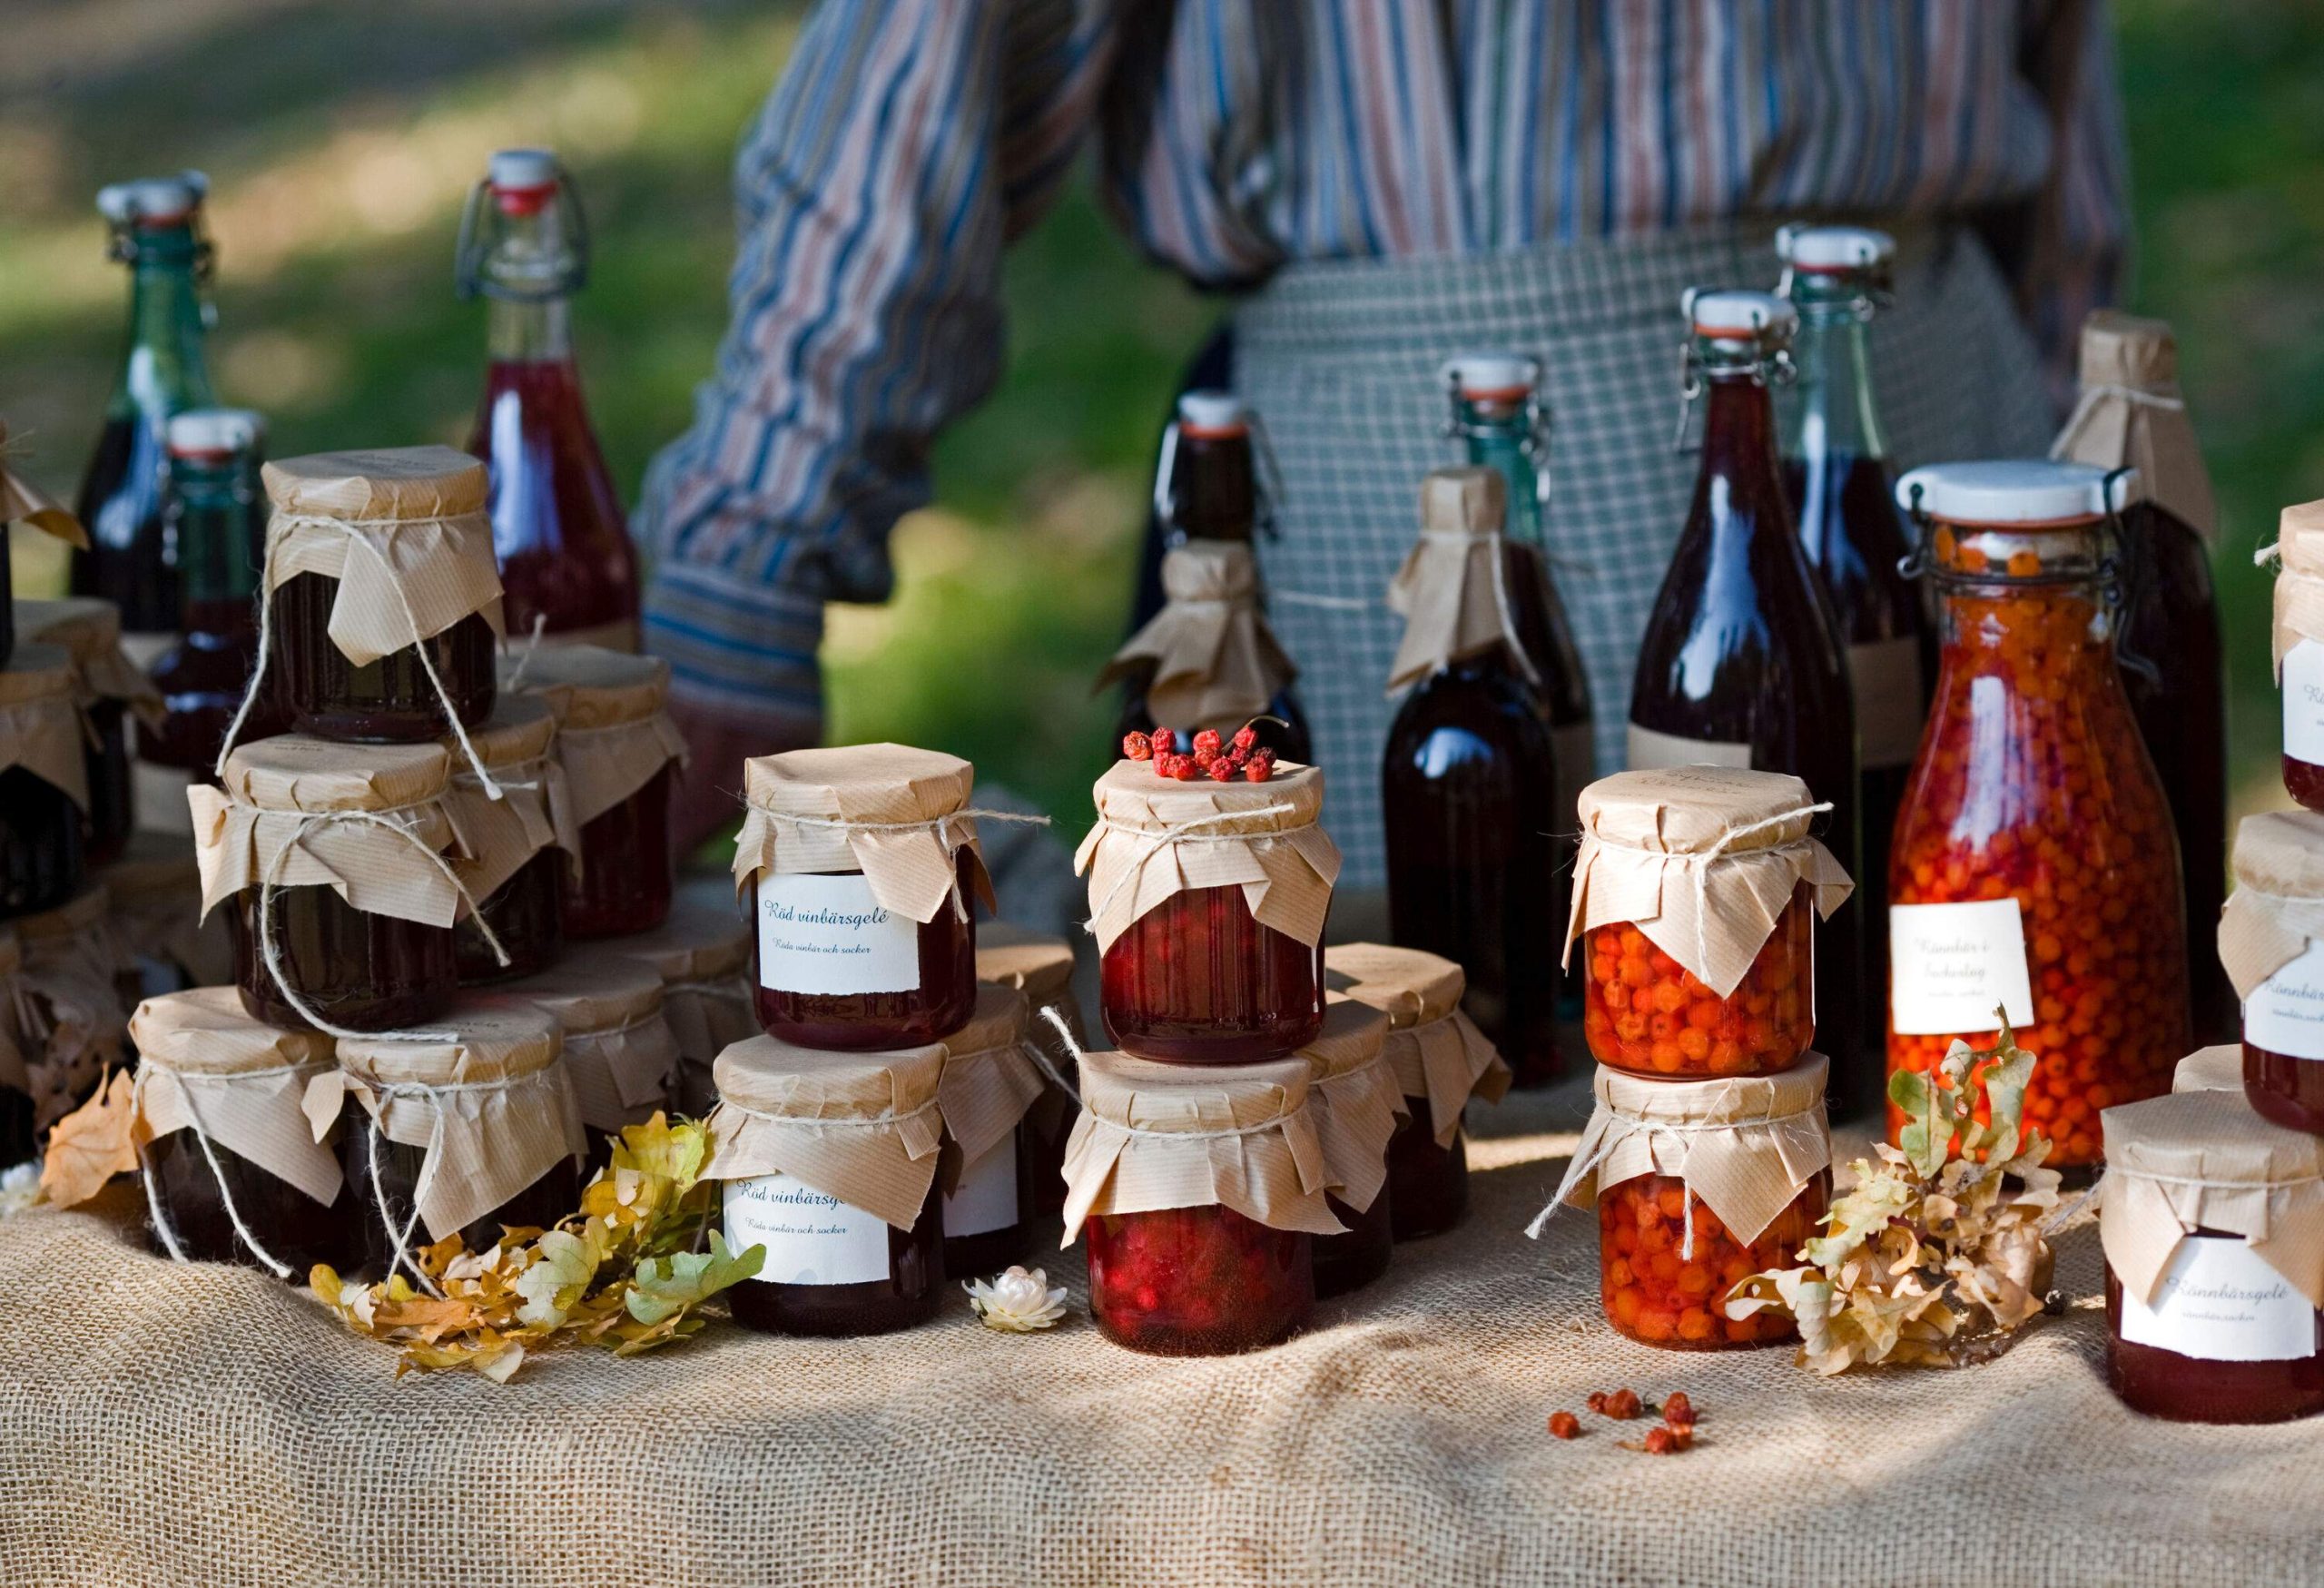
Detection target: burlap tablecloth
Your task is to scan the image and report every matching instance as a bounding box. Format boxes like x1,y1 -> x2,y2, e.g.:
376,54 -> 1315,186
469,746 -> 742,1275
2,1077 -> 2319,1588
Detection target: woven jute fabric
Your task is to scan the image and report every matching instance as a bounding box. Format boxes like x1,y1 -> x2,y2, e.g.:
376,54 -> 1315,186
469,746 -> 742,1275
4,1081 -> 2322,1588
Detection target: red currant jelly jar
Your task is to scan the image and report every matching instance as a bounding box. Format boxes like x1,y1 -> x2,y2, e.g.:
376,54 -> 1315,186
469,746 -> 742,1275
0,643 -> 90,919
2272,500 -> 2324,813
977,922 -> 1083,1218
500,644 -> 683,940
443,695 -> 570,985
16,597 -> 153,869
1082,758 -> 1335,1064
1068,1051 -> 1327,1355
2101,1090 -> 2324,1423
2222,812 -> 2324,1135
609,893 -> 757,1118
737,744 -> 985,1050
706,1034 -> 950,1337
1299,1001 -> 1400,1297
256,446 -> 502,745
205,735 -> 462,1033
936,985 -> 1042,1278
507,949 -> 680,1155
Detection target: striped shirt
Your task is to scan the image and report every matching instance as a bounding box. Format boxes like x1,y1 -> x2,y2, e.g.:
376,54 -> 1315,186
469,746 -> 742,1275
637,0 -> 2128,730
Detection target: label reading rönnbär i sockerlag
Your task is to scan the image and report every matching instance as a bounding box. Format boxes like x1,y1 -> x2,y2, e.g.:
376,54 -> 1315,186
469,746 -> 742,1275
1888,899 -> 2035,1035
756,871 -> 923,996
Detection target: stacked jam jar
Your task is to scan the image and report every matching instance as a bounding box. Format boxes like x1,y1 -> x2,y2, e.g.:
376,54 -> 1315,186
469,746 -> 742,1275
1548,765 -> 1853,1350
1066,748 -> 1366,1354
704,744 -> 1049,1337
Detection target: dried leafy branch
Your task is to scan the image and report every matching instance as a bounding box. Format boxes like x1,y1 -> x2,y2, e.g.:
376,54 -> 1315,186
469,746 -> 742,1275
1724,1014 -> 2063,1373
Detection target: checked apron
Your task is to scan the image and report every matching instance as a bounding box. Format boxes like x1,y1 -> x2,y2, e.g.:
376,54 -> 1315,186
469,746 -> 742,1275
1228,222 -> 2055,893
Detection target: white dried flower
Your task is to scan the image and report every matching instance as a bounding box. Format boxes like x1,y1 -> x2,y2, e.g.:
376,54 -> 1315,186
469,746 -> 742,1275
964,1265 -> 1068,1332
0,1162 -> 40,1219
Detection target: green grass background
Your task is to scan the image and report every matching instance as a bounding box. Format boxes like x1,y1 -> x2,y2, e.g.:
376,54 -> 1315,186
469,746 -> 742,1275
5,0 -> 2319,835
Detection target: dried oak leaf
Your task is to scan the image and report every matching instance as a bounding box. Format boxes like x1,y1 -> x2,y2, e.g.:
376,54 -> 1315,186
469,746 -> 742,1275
39,1070 -> 141,1208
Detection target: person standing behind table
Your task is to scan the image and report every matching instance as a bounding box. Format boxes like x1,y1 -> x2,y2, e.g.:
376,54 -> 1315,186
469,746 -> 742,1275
635,0 -> 2128,891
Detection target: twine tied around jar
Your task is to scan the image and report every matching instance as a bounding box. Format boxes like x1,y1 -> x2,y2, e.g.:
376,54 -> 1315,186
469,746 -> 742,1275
744,805 -> 1049,923
350,1071 -> 564,1296
1082,801 -> 1300,935
1031,1005 -> 1086,1104
133,1060 -> 322,1281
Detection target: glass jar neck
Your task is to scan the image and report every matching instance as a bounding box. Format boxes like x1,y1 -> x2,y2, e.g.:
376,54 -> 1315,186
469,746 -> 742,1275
1782,303 -> 1887,463
478,203 -> 581,363
166,452 -> 263,610
117,227 -> 214,409
1699,370 -> 1786,495
1169,430 -> 1256,543
1453,397 -> 1544,546
1932,523 -> 2114,653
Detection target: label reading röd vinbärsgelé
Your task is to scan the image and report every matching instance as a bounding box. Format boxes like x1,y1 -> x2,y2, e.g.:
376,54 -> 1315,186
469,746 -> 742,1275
724,1173 -> 892,1287
756,871 -> 923,996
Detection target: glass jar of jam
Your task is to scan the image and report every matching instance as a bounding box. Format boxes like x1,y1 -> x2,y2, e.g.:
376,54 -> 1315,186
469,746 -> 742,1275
331,1000 -> 586,1266
936,985 -> 1042,1278
1082,758 -> 1334,1064
14,883 -> 131,1136
1889,462 -> 2189,1169
737,744 -> 986,1050
443,696 -> 571,984
1571,767 -> 1849,1080
505,950 -> 678,1152
2101,1090 -> 2324,1423
206,735 -> 463,1033
500,644 -> 682,941
0,643 -> 90,920
1324,942 -> 1513,1243
2274,498 -> 2324,814
1067,1051 -> 1334,1355
1599,1169 -> 1827,1349
977,922 -> 1083,1219
127,986 -> 363,1276
15,597 -> 155,869
2220,811 -> 2324,1134
705,1034 -> 949,1337
1300,1001 -> 1400,1298
607,891 -> 756,1117
0,929 -> 32,1162
103,832 -> 233,1000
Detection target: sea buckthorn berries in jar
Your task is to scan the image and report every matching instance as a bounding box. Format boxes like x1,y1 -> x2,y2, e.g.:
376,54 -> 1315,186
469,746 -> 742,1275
1297,1001 -> 1404,1297
15,597 -> 159,869
1065,1050 -> 1337,1355
316,1000 -> 586,1266
2221,812 -> 2324,1135
441,696 -> 576,984
1324,942 -> 1512,1242
505,950 -> 680,1151
2271,499 -> 2324,813
734,744 -> 988,1050
2099,1090 -> 2324,1424
1540,1055 -> 1833,1350
499,645 -> 686,940
703,1033 -> 949,1337
194,735 -> 463,1033
15,884 -> 131,1135
1568,767 -> 1851,1080
126,987 -> 362,1277
1889,462 -> 2188,1169
1,643 -> 90,920
1078,758 -> 1338,1064
977,922 -> 1084,1218
254,447 -> 502,744
935,985 -> 1045,1277
609,893 -> 757,1117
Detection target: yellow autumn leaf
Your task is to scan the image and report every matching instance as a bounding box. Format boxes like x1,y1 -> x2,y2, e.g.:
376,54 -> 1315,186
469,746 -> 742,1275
39,1070 -> 142,1208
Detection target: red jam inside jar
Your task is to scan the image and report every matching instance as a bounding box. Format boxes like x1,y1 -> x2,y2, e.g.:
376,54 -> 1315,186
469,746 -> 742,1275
458,845 -> 565,984
2105,1244 -> 2324,1424
751,857 -> 978,1050
1582,884 -> 1814,1078
2246,1041 -> 2324,1137
1385,1110 -> 1468,1241
1100,883 -> 1325,1063
339,1111 -> 581,1267
726,1178 -> 944,1337
272,570 -> 497,743
234,886 -> 458,1032
1598,1169 -> 1827,1349
1085,1203 -> 1314,1355
565,760 -> 674,940
145,1129 -> 365,1274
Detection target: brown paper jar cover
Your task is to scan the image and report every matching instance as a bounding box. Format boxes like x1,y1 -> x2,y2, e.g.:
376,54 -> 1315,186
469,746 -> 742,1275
440,696 -> 579,902
936,983 -> 1043,1171
1542,1053 -> 1833,1247
2052,311 -> 2217,541
1297,1001 -> 1404,1214
14,885 -> 128,1131
1384,467 -> 1534,692
1075,757 -> 1342,955
976,922 -> 1077,1002
504,951 -> 679,1133
15,597 -> 163,723
0,642 -> 92,811
260,447 -> 505,666
191,736 -> 465,930
0,423 -> 87,546
732,743 -> 994,925
1324,941 -> 1511,1147
103,833 -> 234,988
1099,540 -> 1296,734
610,896 -> 756,1084
2100,1090 -> 2324,1311
2173,1045 -> 2243,1095
308,999 -> 583,1242
702,1035 -> 947,1230
2270,500 -> 2324,677
1060,1050 -> 1341,1241
499,645 -> 686,827
1565,766 -> 1853,998
2217,811 -> 2324,1000
127,987 -> 343,1207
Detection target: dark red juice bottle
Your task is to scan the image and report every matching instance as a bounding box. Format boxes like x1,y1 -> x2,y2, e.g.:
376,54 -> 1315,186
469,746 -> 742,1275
458,149 -> 639,649
1629,289 -> 1865,1110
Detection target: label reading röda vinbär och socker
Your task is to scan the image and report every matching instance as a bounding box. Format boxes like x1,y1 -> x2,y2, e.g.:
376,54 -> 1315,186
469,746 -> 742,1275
757,872 -> 923,996
1888,899 -> 2035,1035
2246,941 -> 2324,1060
724,1173 -> 891,1287
2120,1236 -> 2318,1363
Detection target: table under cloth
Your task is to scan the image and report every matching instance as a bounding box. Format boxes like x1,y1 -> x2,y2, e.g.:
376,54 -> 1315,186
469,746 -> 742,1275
3,1075 -> 2319,1588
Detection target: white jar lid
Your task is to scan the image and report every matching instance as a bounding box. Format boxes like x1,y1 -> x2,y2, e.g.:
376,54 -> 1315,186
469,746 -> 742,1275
167,408 -> 264,459
1775,223 -> 1896,271
1682,288 -> 1797,341
1439,352 -> 1539,399
96,172 -> 207,225
1176,390 -> 1247,433
1894,459 -> 2136,523
488,147 -> 560,192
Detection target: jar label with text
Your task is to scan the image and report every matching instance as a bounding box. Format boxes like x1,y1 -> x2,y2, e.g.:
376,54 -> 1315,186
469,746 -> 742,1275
2245,941 -> 2324,1060
944,1135 -> 1019,1238
1849,637 -> 1926,771
1624,722 -> 1753,773
724,1173 -> 892,1287
2120,1235 -> 2317,1363
1888,899 -> 2035,1035
757,872 -> 923,995
2286,641 -> 2324,764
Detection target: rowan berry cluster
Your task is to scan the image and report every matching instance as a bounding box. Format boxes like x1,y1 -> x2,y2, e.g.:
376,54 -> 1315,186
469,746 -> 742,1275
1548,1388 -> 1699,1454
1122,724 -> 1276,783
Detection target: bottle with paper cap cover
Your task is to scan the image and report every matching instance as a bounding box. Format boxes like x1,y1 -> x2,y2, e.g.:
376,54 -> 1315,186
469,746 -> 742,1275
74,172 -> 219,641
458,148 -> 639,650
1775,226 -> 1931,1069
1887,460 -> 2189,1171
1380,466 -> 1563,1085
1115,390 -> 1310,764
1629,287 -> 1866,1110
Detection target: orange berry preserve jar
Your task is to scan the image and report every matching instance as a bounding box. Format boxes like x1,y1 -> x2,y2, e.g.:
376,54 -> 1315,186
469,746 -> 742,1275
1887,462 -> 2189,1170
